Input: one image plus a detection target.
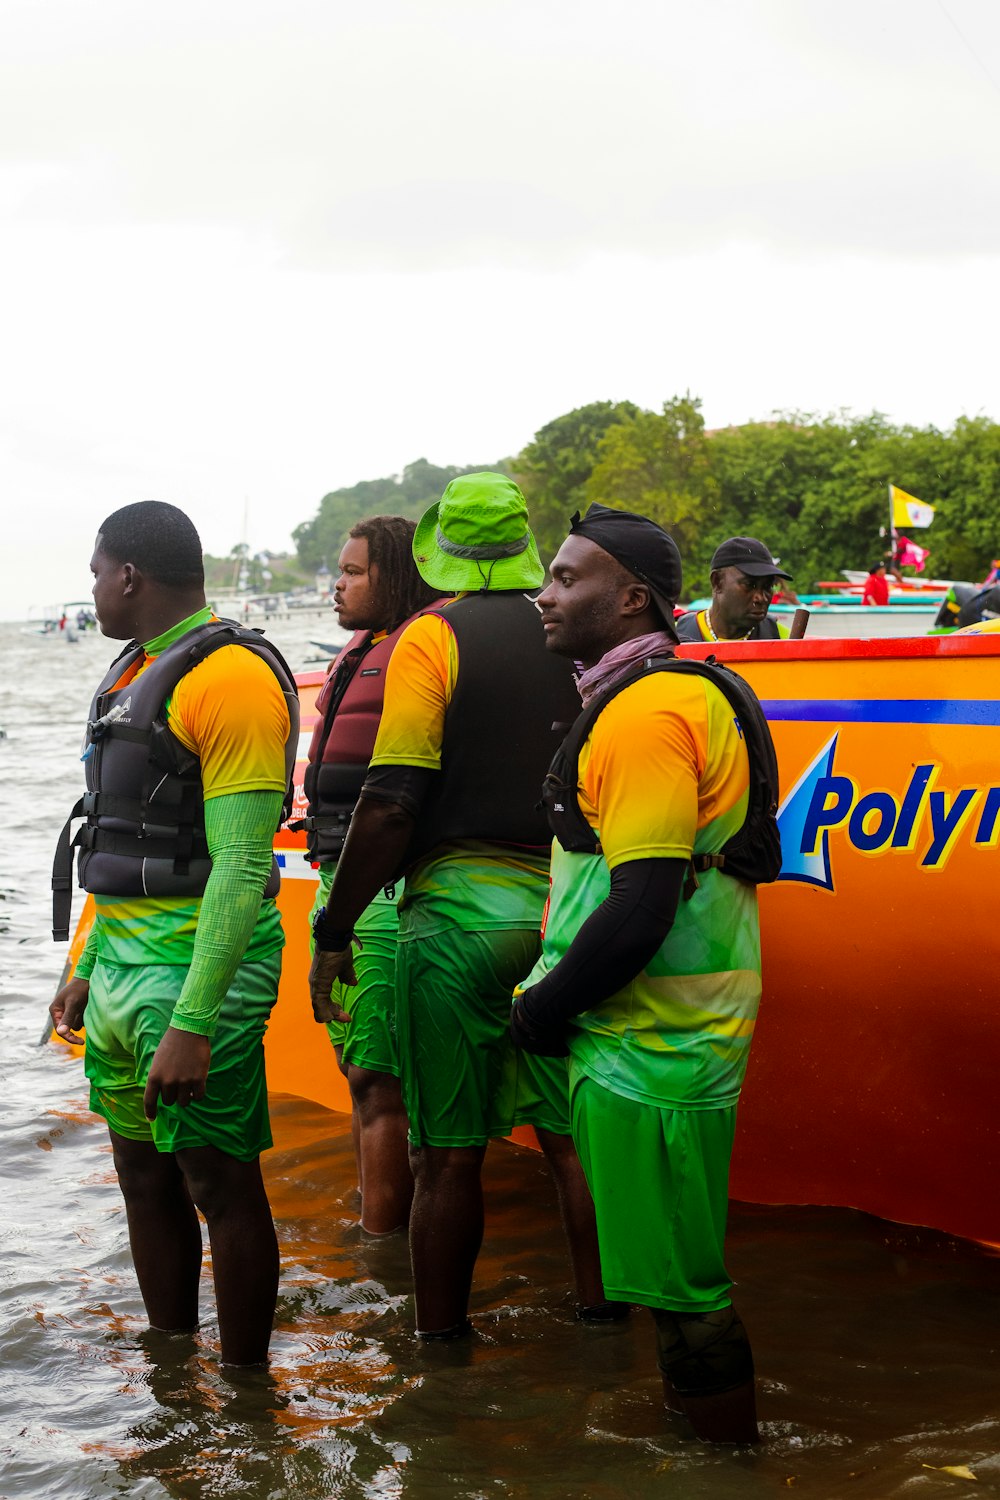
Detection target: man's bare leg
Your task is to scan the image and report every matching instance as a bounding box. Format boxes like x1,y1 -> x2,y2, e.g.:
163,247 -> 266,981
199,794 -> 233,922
535,1127 -> 620,1312
408,1143 -> 486,1334
334,1043 -> 364,1195
176,1145 -> 278,1366
348,1065 -> 413,1234
110,1130 -> 202,1333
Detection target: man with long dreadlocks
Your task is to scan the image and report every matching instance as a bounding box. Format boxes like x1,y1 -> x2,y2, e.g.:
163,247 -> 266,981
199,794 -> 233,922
301,516 -> 440,1234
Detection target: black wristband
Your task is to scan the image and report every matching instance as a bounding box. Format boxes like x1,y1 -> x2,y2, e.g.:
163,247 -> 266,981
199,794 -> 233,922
311,907 -> 354,953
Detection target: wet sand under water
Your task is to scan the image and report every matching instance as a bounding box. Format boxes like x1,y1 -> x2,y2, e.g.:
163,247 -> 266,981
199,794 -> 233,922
2,620 -> 1000,1499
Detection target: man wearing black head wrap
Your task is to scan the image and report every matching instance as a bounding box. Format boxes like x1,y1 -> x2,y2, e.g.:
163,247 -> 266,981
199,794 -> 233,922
566,503 -> 682,642
511,503 -> 763,1445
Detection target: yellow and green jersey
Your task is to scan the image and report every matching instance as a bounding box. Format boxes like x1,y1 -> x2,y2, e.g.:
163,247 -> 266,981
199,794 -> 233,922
522,671 -> 762,1109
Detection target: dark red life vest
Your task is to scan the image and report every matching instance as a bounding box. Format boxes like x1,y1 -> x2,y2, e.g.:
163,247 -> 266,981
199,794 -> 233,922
300,612 -> 425,862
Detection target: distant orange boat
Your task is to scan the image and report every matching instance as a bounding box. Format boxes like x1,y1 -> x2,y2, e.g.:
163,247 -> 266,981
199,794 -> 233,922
60,632 -> 1000,1246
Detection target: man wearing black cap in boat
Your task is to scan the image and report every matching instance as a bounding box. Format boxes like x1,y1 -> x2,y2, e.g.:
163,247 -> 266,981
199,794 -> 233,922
511,502 -> 764,1444
675,536 -> 792,642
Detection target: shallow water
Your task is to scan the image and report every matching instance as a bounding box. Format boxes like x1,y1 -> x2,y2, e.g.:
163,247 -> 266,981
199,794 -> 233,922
1,618 -> 999,1499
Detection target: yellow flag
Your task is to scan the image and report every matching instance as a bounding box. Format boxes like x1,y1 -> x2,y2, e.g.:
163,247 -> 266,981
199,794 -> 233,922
891,484 -> 935,529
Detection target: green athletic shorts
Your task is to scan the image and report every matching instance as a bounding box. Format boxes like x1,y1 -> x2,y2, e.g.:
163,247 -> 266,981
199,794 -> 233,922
395,926 -> 541,1148
491,1036 -> 572,1137
571,1070 -> 737,1313
309,869 -> 400,1074
83,954 -> 280,1160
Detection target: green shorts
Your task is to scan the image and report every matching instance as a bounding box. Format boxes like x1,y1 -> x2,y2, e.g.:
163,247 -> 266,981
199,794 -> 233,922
83,954 -> 280,1161
571,1070 -> 737,1314
309,869 -> 400,1074
395,926 -> 541,1148
491,1040 -> 572,1137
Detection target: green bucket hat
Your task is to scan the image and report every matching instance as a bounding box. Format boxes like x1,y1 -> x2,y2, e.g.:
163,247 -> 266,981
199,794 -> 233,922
412,472 -> 545,593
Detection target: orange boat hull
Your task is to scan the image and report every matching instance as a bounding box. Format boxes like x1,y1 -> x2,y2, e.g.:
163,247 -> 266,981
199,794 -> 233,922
698,635 -> 1000,1245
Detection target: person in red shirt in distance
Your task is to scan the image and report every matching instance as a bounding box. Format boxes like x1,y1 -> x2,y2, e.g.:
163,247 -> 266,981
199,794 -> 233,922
862,560 -> 890,607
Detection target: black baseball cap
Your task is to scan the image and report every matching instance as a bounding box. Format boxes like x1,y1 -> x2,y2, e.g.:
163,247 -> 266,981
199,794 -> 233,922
569,503 -> 682,640
710,536 -> 793,580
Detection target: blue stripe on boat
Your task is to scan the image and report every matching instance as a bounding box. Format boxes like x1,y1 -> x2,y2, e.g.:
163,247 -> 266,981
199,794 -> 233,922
760,700 -> 1000,726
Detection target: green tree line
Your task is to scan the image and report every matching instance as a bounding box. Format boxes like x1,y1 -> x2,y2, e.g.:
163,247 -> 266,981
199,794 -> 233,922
295,399 -> 1000,598
203,547 -> 308,595
293,458 -> 501,574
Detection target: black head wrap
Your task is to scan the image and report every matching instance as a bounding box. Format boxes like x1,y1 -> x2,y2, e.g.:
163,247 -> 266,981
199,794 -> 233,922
569,503 -> 682,639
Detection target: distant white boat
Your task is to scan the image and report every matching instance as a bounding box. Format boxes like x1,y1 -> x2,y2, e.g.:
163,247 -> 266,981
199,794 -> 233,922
208,590 -> 336,621
835,570 -> 956,595
21,602 -> 98,640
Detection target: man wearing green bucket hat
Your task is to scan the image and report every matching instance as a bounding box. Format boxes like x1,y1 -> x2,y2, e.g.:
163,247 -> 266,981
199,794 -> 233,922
308,472 -> 610,1336
410,470 -> 547,593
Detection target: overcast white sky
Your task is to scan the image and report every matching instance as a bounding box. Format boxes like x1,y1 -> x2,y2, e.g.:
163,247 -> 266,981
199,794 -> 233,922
2,0 -> 998,617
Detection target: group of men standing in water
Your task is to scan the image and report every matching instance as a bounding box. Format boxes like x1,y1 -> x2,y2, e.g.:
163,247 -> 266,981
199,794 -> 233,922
52,475 -> 773,1444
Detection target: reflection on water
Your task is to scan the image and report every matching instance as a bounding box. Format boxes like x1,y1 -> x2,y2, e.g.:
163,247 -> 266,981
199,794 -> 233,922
2,620 -> 1000,1499
6,1095 -> 1000,1499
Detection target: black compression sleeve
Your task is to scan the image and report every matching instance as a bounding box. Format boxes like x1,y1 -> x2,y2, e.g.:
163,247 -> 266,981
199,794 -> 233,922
360,763 -> 437,819
511,857 -> 687,1055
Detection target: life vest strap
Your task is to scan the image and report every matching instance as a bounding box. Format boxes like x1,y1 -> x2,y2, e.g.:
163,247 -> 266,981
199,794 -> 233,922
692,852 -> 727,871
76,826 -> 210,862
173,780 -> 199,876
93,723 -> 150,746
290,811 -> 351,833
51,797 -> 85,941
81,790 -> 159,822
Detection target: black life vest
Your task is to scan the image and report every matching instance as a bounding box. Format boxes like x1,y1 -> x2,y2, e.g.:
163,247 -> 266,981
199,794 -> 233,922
52,619 -> 300,941
298,612 -> 428,862
958,584 -> 1000,629
541,654 -> 782,894
405,591 -> 580,866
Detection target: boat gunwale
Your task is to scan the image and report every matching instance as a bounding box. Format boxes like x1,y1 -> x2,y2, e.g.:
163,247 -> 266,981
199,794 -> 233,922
675,635 -> 1000,663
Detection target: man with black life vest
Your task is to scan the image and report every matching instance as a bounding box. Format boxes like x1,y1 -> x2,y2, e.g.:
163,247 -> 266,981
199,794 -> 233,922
301,515 -> 439,1233
675,536 -> 792,642
49,502 -> 298,1366
511,502 -> 766,1444
308,472 -> 612,1338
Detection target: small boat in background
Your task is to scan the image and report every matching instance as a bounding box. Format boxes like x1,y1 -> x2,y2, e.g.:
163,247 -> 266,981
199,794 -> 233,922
817,571 -> 953,600
22,602 -> 98,640
683,596 -> 940,637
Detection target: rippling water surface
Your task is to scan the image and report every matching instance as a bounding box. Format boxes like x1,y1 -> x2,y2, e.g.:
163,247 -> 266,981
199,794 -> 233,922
2,618 -> 999,1499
